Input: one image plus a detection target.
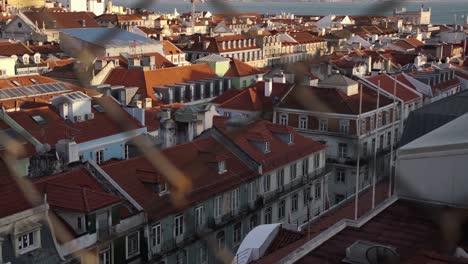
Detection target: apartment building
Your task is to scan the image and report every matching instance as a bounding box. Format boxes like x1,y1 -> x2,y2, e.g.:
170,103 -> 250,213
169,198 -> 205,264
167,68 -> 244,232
274,75 -> 399,205
91,119 -> 329,264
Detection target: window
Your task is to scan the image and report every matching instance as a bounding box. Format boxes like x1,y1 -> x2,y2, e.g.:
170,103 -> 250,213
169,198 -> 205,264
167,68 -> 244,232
231,188 -> 240,212
214,196 -> 223,217
263,174 -> 271,192
264,207 -> 272,224
159,182 -> 168,194
385,110 -> 390,125
370,116 -> 374,130
17,231 -> 36,253
96,149 -> 104,165
377,112 -> 383,128
338,143 -> 347,159
233,222 -> 242,245
216,231 -> 225,250
174,214 -> 184,237
126,231 -> 140,259
218,160 -> 226,174
304,187 -> 311,204
314,183 -> 321,199
379,134 -> 384,150
314,153 -> 320,169
290,163 -> 297,180
336,170 -> 346,183
278,200 -> 286,219
248,182 -> 256,202
264,141 -> 271,153
339,120 -> 349,134
279,113 -> 288,125
361,119 -> 367,134
195,206 -> 204,228
387,131 -> 392,147
199,243 -> 208,263
299,115 -> 308,129
99,246 -> 111,264
335,194 -> 345,204
362,142 -> 368,156
151,224 -> 162,247
277,169 -> 284,188
291,193 -> 298,212
249,215 -> 258,230
319,119 -> 328,132
242,80 -> 247,88
124,144 -> 129,159
302,158 -> 309,176
371,138 -> 376,152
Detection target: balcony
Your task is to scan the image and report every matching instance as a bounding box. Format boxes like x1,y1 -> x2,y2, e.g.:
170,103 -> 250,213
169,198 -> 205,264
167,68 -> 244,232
262,177 -> 304,204
327,156 -> 369,167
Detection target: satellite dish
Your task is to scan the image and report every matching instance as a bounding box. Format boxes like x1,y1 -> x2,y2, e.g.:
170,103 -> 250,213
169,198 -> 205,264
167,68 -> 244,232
366,245 -> 400,264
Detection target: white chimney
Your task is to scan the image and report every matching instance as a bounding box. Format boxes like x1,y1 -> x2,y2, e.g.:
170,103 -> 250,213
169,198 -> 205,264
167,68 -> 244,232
136,100 -> 143,108
264,79 -> 273,97
144,97 -> 152,109
273,72 -> 286,84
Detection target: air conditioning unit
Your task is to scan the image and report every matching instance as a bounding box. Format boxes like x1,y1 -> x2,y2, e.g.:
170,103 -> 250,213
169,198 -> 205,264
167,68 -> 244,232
86,113 -> 95,120
74,115 -> 83,122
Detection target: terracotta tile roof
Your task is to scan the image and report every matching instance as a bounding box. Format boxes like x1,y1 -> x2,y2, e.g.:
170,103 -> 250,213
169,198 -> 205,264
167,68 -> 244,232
265,228 -> 305,255
105,64 -> 218,102
224,58 -> 265,78
392,40 -> 417,51
0,40 -> 34,56
7,96 -> 143,146
211,87 -> 242,104
289,32 -> 323,43
35,176 -> 121,213
101,136 -> 253,221
216,120 -> 326,173
162,40 -> 184,56
218,81 -> 291,112
23,10 -> 100,29
29,44 -> 62,54
296,199 -> 466,264
279,85 -> 393,115
366,74 -> 421,103
404,37 -> 425,48
0,162 -> 34,218
137,26 -> 162,35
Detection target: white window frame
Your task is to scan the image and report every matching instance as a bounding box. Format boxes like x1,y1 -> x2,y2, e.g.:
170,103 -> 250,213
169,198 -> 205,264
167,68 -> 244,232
125,231 -> 140,259
338,143 -> 347,159
231,188 -> 240,212
151,223 -> 162,248
248,181 -> 256,202
319,119 -> 328,132
214,196 -> 223,218
99,246 -> 112,264
96,149 -> 104,165
314,183 -> 321,199
314,153 -> 320,169
263,174 -> 271,192
291,193 -> 298,212
279,113 -> 288,125
290,163 -> 297,180
16,230 -> 39,254
299,115 -> 308,129
278,200 -> 286,219
264,141 -> 270,153
233,222 -> 242,246
277,169 -> 285,188
339,120 -> 349,134
195,206 -> 205,228
264,207 -> 272,224
124,144 -> 129,159
336,170 -> 346,184
174,214 -> 184,238
198,243 -> 207,264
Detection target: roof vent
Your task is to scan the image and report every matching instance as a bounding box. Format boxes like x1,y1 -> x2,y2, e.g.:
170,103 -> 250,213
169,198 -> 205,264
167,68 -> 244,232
343,240 -> 399,264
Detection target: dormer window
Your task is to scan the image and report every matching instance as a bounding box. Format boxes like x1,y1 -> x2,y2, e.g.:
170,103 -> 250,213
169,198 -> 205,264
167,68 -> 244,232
288,133 -> 294,145
15,229 -> 41,255
159,182 -> 169,194
265,141 -> 270,153
218,160 -> 226,174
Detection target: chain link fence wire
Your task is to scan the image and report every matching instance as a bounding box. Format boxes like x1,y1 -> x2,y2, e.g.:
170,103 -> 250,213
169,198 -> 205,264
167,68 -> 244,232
2,0 -> 463,263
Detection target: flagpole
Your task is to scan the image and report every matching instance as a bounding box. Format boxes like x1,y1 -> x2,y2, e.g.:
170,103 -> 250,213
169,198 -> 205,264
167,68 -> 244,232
389,77 -> 397,197
354,83 -> 363,220
372,80 -> 380,209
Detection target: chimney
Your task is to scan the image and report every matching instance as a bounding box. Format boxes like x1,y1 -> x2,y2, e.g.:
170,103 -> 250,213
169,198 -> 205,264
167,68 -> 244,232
136,100 -> 143,108
264,79 -> 273,97
79,19 -> 86,27
256,74 -> 263,82
273,71 -> 286,84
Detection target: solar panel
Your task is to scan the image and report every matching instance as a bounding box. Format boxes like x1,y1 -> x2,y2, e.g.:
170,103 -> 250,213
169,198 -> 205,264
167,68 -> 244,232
0,82 -> 74,101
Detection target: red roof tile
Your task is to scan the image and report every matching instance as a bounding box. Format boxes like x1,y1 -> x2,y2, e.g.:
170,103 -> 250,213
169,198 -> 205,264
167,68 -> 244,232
366,74 -> 421,103
218,81 -> 291,112
23,10 -> 99,29
224,58 -> 265,78
0,162 -> 34,218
